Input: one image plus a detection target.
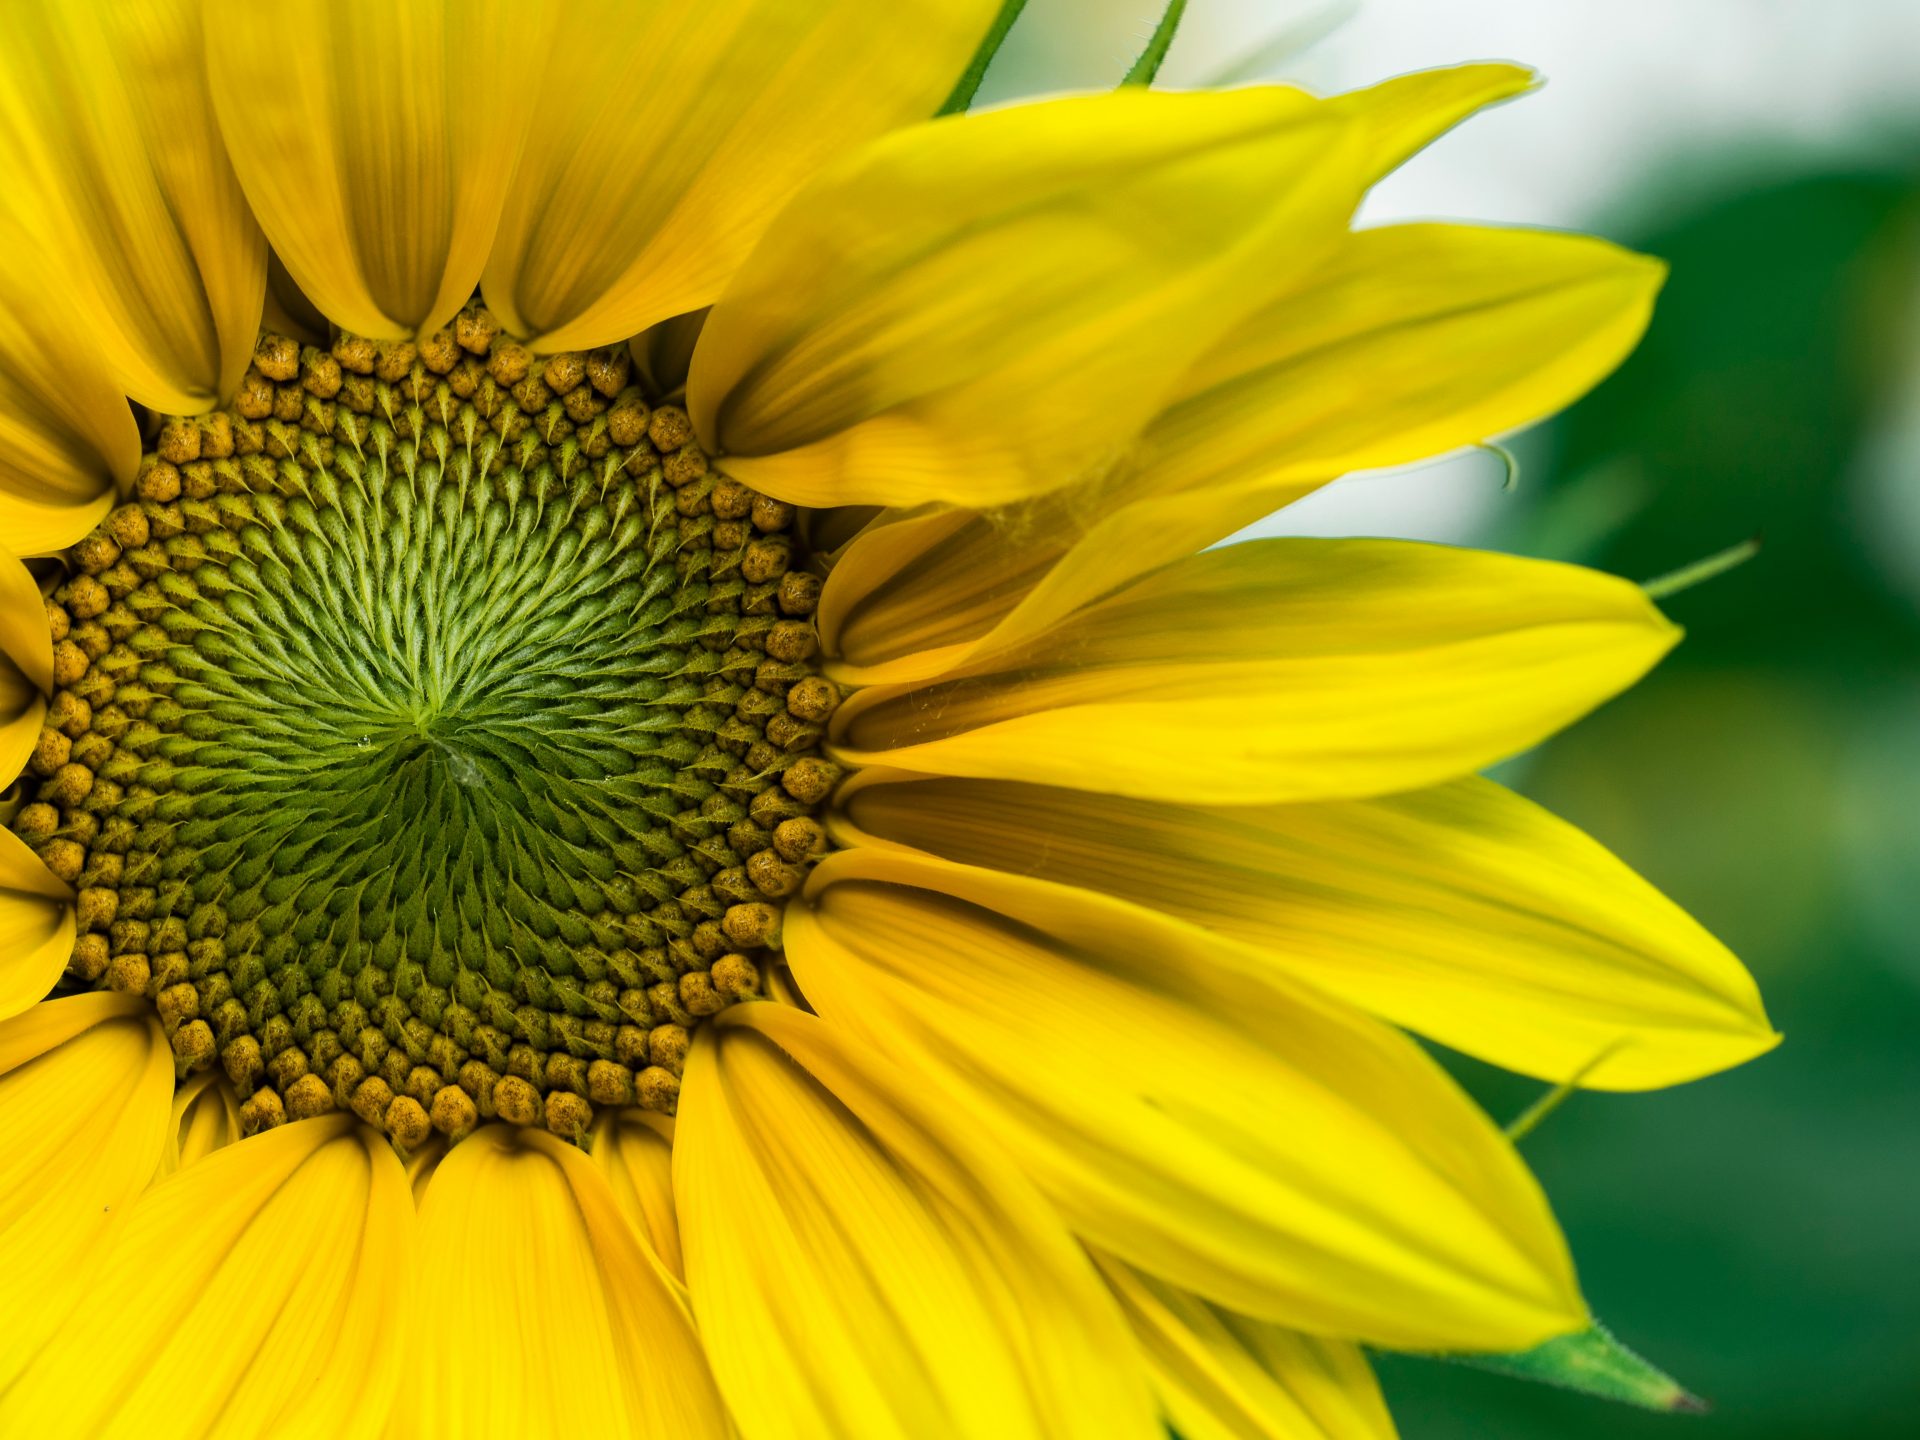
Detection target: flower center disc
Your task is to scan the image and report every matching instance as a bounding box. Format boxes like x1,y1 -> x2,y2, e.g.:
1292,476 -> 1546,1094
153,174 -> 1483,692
8,311 -> 839,1145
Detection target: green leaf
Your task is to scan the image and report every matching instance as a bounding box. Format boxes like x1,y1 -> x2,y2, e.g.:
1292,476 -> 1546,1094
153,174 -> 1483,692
1122,0 -> 1189,86
936,0 -> 1030,116
1451,1321 -> 1708,1413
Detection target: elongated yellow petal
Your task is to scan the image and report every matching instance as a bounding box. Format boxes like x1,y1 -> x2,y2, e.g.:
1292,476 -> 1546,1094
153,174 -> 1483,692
691,86 -> 1365,508
0,0 -> 262,412
591,1107 -> 684,1281
1095,1254 -> 1398,1440
1329,63 -> 1535,178
810,69 -> 1562,677
0,489 -> 116,563
0,225 -> 138,556
408,1124 -> 728,1437
679,1002 -> 1161,1440
261,249 -> 331,347
0,994 -> 170,1385
786,849 -> 1585,1349
0,695 -> 40,797
0,691 -> 41,807
483,0 -> 999,353
0,557 -> 51,793
1160,224 -> 1665,493
403,1135 -> 446,1208
822,223 -> 1662,683
838,773 -> 1776,1090
1,1113 -> 413,1434
0,558 -> 50,697
206,0 -> 554,342
0,830 -> 70,1023
834,538 -> 1678,804
630,309 -> 711,400
156,1070 -> 243,1177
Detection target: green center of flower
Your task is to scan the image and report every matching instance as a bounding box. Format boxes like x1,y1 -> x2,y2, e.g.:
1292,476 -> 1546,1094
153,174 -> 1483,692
9,312 -> 839,1145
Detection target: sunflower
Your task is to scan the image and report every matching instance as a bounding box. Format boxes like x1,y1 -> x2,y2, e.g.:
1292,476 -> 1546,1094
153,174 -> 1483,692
0,3 -> 1777,1436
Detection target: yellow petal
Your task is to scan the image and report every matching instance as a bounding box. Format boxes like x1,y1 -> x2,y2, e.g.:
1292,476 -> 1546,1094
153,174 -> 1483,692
1160,223 -> 1665,496
261,249 -> 331,347
0,0 -> 263,412
0,224 -> 139,556
404,1134 -> 446,1208
1329,63 -> 1535,178
679,1002 -> 1162,1440
833,538 -> 1678,804
838,773 -> 1777,1090
0,559 -> 48,792
786,849 -> 1585,1350
0,488 -> 116,563
483,0 -> 1001,353
0,703 -> 42,804
205,1 -> 555,342
1,1113 -> 414,1435
409,1124 -> 728,1437
0,994 -> 171,1384
630,308 -> 711,401
0,711 -> 42,831
0,828 -> 72,1024
0,557 -> 51,697
690,86 -> 1366,508
823,223 -> 1662,684
1095,1254 -> 1398,1440
156,1069 -> 242,1176
591,1107 -> 684,1281
815,506 -> 992,667
810,69 -> 1558,677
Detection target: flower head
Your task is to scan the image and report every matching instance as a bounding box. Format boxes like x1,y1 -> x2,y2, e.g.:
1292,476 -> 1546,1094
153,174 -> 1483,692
0,4 -> 1775,1435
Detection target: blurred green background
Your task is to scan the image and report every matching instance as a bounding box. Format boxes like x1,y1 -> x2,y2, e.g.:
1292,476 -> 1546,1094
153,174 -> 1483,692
1400,163 -> 1920,1440
991,4 -> 1920,1436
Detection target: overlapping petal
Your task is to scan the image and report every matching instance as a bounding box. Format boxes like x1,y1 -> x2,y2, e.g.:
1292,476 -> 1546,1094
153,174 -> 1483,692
0,994 -> 170,1385
157,1070 -> 243,1176
834,773 -> 1777,1089
833,538 -> 1677,804
1096,1255 -> 1398,1440
785,849 -> 1585,1349
0,557 -> 50,701
0,831 -> 70,1023
206,0 -> 555,342
678,1002 -> 1161,1440
1329,62 -> 1534,177
0,222 -> 138,556
409,1124 -> 728,1437
0,0 -> 262,411
1158,223 -> 1664,494
1,1113 -> 411,1433
484,0 -> 1001,352
591,1107 -> 684,1281
0,558 -> 50,790
690,85 -> 1366,508
822,222 -> 1662,681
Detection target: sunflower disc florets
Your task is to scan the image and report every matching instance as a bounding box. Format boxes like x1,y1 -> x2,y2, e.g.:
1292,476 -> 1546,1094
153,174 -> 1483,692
9,308 -> 840,1146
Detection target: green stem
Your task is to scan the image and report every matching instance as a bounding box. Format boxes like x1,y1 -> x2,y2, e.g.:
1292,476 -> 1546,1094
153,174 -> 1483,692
1641,535 -> 1761,600
1122,0 -> 1190,86
937,0 -> 1030,115
1503,1042 -> 1623,1142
